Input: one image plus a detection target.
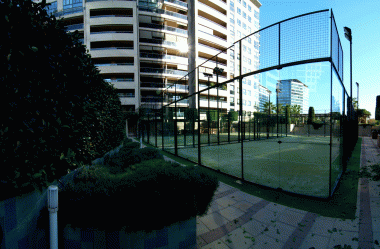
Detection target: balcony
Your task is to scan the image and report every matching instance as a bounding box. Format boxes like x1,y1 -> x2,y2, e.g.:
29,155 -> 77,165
140,52 -> 188,64
139,22 -> 187,36
139,38 -> 187,51
91,47 -> 134,50
198,16 -> 226,35
90,32 -> 134,42
198,2 -> 226,24
140,68 -> 188,77
164,0 -> 187,8
139,7 -> 187,21
64,23 -> 84,31
54,7 -> 83,17
198,30 -> 227,48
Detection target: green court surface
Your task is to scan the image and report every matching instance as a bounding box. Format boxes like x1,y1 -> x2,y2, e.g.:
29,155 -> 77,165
146,134 -> 342,198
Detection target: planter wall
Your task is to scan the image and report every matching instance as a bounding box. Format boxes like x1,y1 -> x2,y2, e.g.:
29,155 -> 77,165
359,126 -> 372,136
61,216 -> 197,249
0,184 -> 52,248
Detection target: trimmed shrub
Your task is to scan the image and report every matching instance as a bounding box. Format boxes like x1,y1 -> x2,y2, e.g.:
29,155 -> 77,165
58,160 -> 219,234
307,107 -> 315,124
0,0 -> 125,200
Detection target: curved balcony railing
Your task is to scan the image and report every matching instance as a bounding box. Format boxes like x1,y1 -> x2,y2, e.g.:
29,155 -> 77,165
141,82 -> 165,88
91,47 -> 134,50
198,43 -> 227,54
104,78 -> 134,82
198,2 -> 226,17
164,0 -> 187,8
95,63 -> 134,66
198,30 -> 227,43
198,16 -> 227,31
141,96 -> 164,103
140,52 -> 187,61
90,31 -> 133,34
64,23 -> 84,31
198,57 -> 227,67
139,7 -> 187,20
139,22 -> 187,35
140,67 -> 188,76
86,0 -> 135,2
54,7 -> 83,17
90,14 -> 133,18
166,84 -> 189,91
139,38 -> 187,50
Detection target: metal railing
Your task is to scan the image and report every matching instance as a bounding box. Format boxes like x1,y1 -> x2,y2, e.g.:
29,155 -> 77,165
164,0 -> 187,8
140,68 -> 188,76
139,22 -> 187,35
95,63 -> 134,66
140,52 -> 187,61
138,7 -> 187,20
54,7 -> 83,17
90,31 -> 133,34
91,47 -> 134,50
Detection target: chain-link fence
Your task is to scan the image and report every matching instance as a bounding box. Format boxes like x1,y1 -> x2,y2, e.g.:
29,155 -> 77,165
140,9 -> 358,199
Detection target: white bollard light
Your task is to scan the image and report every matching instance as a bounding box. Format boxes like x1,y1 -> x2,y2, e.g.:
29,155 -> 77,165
48,185 -> 58,249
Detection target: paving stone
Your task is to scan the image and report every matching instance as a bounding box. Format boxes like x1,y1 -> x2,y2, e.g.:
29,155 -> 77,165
249,233 -> 285,249
373,217 -> 380,232
197,212 -> 231,231
227,191 -> 263,205
199,238 -> 230,249
285,206 -> 308,215
299,233 -> 330,249
205,202 -> 225,215
277,210 -> 306,227
218,228 -> 256,249
196,219 -> 211,236
328,230 -> 359,249
308,216 -> 337,237
334,218 -> 360,232
251,209 -> 278,225
240,219 -> 267,237
218,206 -> 245,222
370,198 -> 380,218
233,200 -> 254,212
213,196 -> 238,208
262,202 -> 287,213
263,221 -> 296,242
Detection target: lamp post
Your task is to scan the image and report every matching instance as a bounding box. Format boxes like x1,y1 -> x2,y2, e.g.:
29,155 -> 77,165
276,86 -> 282,138
267,89 -> 272,139
213,67 -> 224,145
203,72 -> 213,145
344,26 -> 352,116
356,82 -> 359,135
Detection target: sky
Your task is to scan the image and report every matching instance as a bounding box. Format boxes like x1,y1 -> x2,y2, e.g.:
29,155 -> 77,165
257,0 -> 380,118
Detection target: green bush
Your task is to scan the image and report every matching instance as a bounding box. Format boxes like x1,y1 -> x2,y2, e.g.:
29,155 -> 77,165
0,0 -> 125,200
58,159 -> 219,234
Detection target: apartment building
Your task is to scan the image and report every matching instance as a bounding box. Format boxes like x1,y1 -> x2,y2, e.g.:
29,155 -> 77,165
39,0 -> 261,118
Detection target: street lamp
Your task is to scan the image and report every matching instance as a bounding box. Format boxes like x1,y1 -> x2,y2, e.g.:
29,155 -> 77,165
267,89 -> 272,139
344,26 -> 352,116
203,72 -> 213,145
213,67 -> 224,145
276,85 -> 282,138
356,82 -> 359,113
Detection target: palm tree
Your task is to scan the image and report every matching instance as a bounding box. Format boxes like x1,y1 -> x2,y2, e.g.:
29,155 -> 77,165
263,101 -> 275,114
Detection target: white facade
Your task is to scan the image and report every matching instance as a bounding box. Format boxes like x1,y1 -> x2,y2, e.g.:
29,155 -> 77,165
38,0 -> 261,115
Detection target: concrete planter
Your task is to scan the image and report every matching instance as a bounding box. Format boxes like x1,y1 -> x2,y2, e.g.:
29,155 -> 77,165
61,216 -> 197,249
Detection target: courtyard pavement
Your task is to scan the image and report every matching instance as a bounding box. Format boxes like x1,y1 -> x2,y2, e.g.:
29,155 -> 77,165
137,136 -> 380,249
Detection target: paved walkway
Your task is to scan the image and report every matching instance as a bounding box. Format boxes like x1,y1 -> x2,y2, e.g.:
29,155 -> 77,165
135,137 -> 380,249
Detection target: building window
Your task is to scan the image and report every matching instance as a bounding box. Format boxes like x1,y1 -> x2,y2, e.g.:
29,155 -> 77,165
63,0 -> 82,9
237,87 -> 239,93
237,30 -> 241,39
248,90 -> 251,96
243,67 -> 246,73
243,1 -> 246,7
242,23 -> 246,30
243,78 -> 246,84
248,27 -> 251,33
254,10 -> 259,19
248,5 -> 251,12
248,58 -> 251,65
230,0 -> 234,11
243,12 -> 246,19
243,89 -> 246,95
243,45 -> 246,52
248,47 -> 251,54
230,18 -> 234,24
237,19 -> 241,26
248,101 -> 251,106
248,79 -> 251,85
237,0 -> 241,3
248,16 -> 251,23
230,30 -> 235,37
45,1 -> 57,15
248,37 -> 251,44
237,7 -> 241,15
254,41 -> 259,50
243,100 -> 246,106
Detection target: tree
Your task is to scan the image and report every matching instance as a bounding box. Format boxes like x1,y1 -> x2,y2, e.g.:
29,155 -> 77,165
262,101 -> 275,114
1,0 -> 125,199
376,95 -> 380,120
357,109 -> 371,124
274,103 -> 284,114
290,105 -> 301,115
307,107 -> 315,124
352,97 -> 358,110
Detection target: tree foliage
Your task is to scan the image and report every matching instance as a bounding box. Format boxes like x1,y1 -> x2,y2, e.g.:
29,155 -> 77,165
0,0 -> 125,199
